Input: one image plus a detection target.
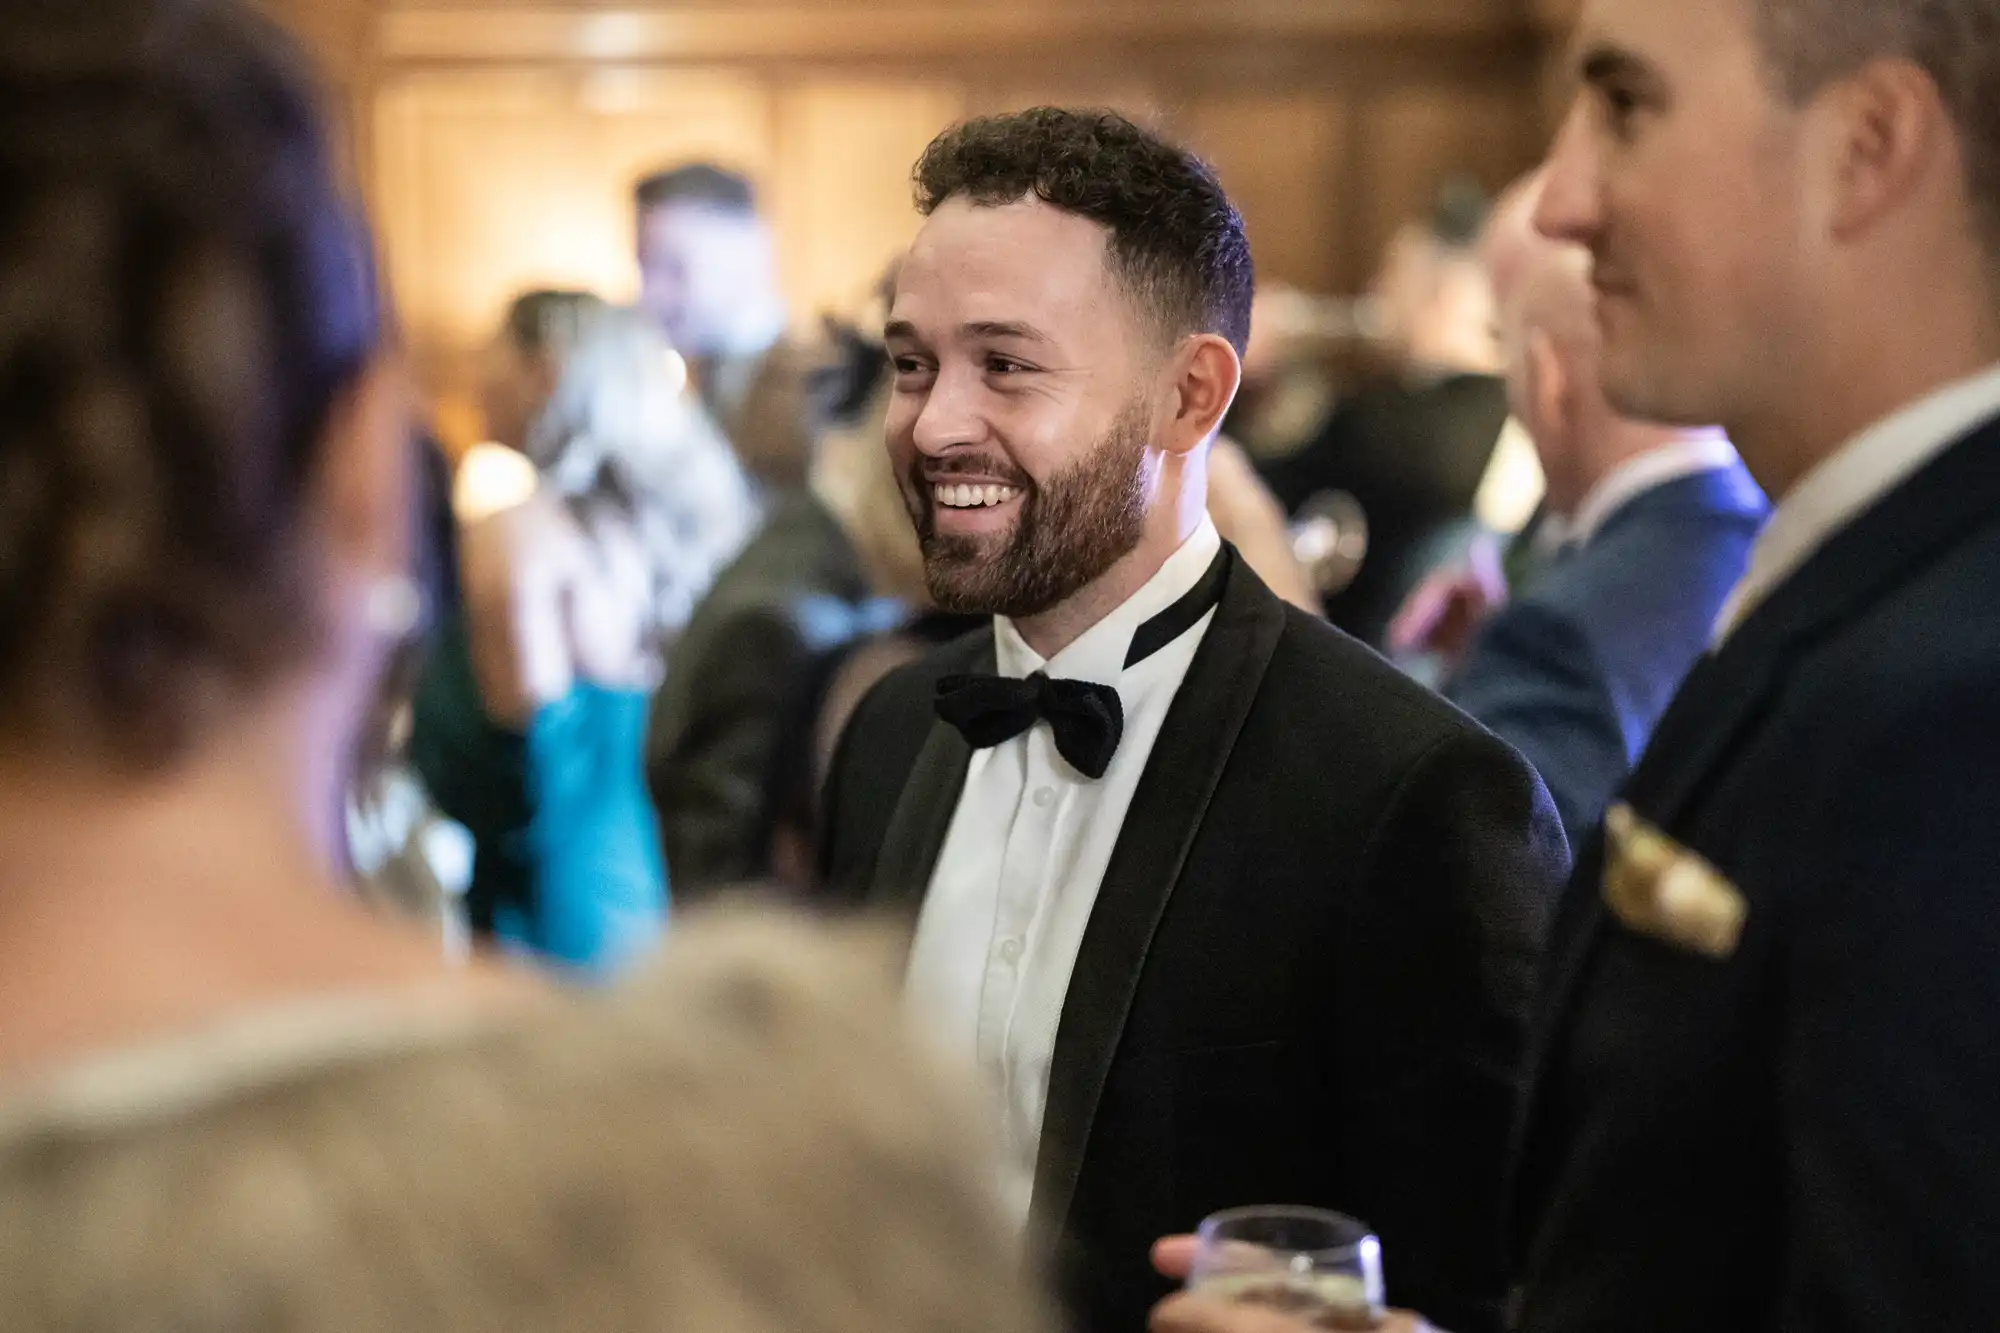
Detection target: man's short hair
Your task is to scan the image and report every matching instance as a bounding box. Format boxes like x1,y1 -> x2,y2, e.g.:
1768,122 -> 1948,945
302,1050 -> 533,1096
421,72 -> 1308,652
500,288 -> 610,360
635,163 -> 758,216
912,107 -> 1255,357
1751,0 -> 2000,251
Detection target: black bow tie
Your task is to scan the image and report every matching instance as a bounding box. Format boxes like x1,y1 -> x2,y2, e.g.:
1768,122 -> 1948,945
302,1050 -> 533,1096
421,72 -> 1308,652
934,671 -> 1123,778
931,545 -> 1230,780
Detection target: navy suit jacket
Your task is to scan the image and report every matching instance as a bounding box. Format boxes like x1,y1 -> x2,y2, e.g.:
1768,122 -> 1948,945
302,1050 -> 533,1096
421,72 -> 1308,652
1448,464 -> 1767,845
1513,414 -> 2000,1332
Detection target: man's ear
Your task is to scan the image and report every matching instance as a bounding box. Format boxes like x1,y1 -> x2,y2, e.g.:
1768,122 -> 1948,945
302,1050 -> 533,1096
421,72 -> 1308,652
313,352 -> 418,581
1820,57 -> 1947,243
1158,333 -> 1242,457
1527,329 -> 1569,441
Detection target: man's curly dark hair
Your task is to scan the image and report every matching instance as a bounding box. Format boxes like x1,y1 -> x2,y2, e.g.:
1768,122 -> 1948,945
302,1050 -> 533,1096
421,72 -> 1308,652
912,108 -> 1255,357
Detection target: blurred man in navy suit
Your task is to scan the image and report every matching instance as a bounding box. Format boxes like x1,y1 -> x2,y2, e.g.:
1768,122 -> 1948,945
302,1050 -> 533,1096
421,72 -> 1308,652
1436,219 -> 1766,843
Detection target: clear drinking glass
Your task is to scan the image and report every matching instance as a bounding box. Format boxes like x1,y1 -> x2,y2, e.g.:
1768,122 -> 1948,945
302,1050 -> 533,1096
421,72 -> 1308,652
1186,1205 -> 1387,1331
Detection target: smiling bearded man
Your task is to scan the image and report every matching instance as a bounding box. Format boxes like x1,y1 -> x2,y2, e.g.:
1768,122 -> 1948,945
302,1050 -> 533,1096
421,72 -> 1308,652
910,394 -> 1152,619
818,107 -> 1569,1333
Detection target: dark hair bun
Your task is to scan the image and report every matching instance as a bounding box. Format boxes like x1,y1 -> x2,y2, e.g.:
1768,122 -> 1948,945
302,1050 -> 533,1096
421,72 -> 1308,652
0,0 -> 381,767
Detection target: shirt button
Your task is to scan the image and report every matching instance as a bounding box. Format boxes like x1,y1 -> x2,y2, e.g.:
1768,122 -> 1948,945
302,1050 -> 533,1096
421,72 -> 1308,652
1032,786 -> 1056,808
998,937 -> 1024,964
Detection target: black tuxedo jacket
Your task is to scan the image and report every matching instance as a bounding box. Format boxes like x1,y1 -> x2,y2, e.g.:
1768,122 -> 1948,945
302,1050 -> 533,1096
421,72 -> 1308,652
1512,416 -> 2000,1333
821,549 -> 1569,1333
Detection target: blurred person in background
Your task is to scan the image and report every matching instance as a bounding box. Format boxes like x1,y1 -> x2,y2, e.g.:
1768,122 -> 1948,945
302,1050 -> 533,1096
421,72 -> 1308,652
1259,179 -> 1512,647
1206,435 -> 1323,615
344,432 -> 471,941
635,164 -> 821,492
411,299 -> 759,976
1407,204 -> 1766,845
0,908 -> 1054,1333
0,0 -> 533,1077
647,299 -> 942,898
479,289 -> 610,454
1387,174 -> 1560,674
1216,284 -> 1343,463
1368,178 -> 1506,379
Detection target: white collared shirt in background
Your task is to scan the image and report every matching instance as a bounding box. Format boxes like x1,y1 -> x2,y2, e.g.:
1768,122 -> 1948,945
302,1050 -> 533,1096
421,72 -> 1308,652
1532,429 -> 1739,556
905,518 -> 1223,1231
1557,429 -> 1741,551
1714,362 -> 2000,643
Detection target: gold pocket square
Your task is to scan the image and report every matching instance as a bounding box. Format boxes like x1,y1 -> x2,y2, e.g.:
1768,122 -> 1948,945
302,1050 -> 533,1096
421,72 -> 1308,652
1601,803 -> 1747,959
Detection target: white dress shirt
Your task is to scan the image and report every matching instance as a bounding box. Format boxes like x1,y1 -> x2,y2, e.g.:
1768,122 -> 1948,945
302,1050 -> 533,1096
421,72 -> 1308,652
905,517 -> 1223,1231
1714,362 -> 2000,643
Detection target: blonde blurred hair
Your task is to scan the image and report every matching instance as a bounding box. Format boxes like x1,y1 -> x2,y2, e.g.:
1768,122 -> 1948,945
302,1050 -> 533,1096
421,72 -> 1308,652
528,307 -> 760,644
0,909 -> 1050,1333
809,379 -> 928,604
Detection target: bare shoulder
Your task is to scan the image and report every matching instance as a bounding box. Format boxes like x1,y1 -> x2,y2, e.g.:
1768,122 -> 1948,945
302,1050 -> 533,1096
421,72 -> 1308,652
458,496 -> 594,722
458,494 -> 578,608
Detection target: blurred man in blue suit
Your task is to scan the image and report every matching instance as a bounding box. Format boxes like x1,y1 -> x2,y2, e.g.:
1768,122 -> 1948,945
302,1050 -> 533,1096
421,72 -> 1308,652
1432,206 -> 1766,844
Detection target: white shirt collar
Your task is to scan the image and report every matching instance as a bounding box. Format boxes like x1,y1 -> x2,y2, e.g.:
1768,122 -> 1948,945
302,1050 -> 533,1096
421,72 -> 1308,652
994,517 -> 1222,687
1553,431 -> 1740,551
1713,361 -> 2000,644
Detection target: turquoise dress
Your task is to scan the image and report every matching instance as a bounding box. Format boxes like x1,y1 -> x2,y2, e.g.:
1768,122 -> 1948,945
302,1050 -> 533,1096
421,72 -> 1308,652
410,615 -> 667,977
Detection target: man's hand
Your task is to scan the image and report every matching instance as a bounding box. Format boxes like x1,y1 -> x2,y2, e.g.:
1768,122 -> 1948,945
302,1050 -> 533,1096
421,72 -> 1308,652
1152,1235 -> 1201,1281
1150,1236 -> 1442,1333
1150,1293 -> 1436,1333
1385,533 -> 1507,668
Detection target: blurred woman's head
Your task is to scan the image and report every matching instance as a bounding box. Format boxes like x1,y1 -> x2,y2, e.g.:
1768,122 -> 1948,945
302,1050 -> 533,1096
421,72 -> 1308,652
525,307 -> 758,649
809,370 -> 927,606
480,289 -> 608,454
0,0 -> 408,819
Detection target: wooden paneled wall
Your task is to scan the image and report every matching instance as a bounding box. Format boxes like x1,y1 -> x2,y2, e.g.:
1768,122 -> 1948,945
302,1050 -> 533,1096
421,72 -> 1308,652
267,0 -> 1568,444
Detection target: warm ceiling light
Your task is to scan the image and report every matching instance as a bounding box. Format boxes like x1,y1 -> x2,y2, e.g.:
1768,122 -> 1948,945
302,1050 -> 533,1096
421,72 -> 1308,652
453,442 -> 540,523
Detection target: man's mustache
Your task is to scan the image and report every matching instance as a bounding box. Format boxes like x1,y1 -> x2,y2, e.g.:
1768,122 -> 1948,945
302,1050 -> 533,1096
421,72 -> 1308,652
913,455 -> 1034,489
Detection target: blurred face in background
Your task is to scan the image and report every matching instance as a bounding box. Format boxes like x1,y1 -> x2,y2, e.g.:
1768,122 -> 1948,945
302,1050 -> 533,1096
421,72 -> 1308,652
1536,0 -> 1812,430
1368,226 -> 1500,375
1368,227 -> 1442,360
636,203 -> 777,359
480,335 -> 556,454
884,195 -> 1159,619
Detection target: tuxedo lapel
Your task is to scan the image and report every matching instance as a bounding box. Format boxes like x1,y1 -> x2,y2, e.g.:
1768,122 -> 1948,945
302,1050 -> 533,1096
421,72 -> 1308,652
1030,548 -> 1287,1245
1512,417 -> 2000,1234
1507,647 -> 1773,1227
867,633 -> 995,917
868,723 -> 973,916
1524,640 -> 1775,1044
1639,414 -> 2000,825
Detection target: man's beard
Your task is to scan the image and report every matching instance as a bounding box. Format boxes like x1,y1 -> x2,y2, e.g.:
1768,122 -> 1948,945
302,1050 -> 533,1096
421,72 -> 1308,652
909,401 -> 1151,620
